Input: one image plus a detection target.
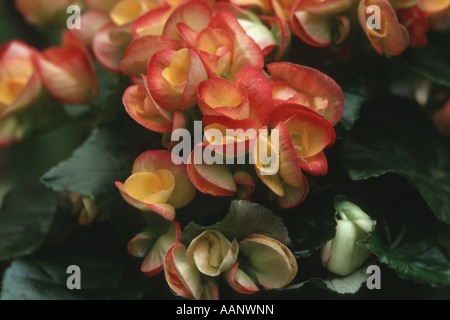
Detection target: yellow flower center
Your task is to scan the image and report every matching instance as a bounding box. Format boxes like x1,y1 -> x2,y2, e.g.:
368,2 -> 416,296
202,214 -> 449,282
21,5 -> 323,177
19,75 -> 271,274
162,48 -> 191,92
110,0 -> 157,26
0,76 -> 28,109
124,169 -> 175,204
202,80 -> 243,109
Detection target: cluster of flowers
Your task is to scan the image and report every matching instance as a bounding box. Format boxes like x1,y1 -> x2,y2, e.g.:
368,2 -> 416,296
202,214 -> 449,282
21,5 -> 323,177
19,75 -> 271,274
111,0 -> 344,217
227,0 -> 450,54
127,218 -> 298,299
84,0 -> 343,299
125,195 -> 375,299
0,3 -> 99,146
3,0 -> 439,300
3,0 -> 450,148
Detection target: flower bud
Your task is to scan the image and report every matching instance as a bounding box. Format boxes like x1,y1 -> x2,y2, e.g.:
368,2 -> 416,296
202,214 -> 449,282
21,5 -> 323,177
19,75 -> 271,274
431,99 -> 450,137
34,31 -> 99,105
321,197 -> 376,276
65,193 -> 106,225
186,230 -> 238,276
128,221 -> 181,276
79,196 -> 102,226
164,242 -> 204,300
358,0 -> 409,56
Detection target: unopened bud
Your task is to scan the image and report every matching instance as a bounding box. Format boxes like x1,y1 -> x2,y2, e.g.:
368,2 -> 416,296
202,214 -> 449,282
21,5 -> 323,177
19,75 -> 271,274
321,197 -> 376,276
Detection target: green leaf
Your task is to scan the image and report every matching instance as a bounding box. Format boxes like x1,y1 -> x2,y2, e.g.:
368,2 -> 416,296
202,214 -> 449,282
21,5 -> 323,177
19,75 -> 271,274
13,92 -> 74,146
361,222 -> 450,288
0,1 -> 39,44
41,117 -> 161,240
42,125 -> 133,199
1,231 -> 147,300
317,268 -> 369,294
284,190 -> 337,258
343,95 -> 450,225
181,200 -> 291,245
0,185 -> 57,261
326,63 -> 366,132
285,268 -> 368,294
403,32 -> 450,87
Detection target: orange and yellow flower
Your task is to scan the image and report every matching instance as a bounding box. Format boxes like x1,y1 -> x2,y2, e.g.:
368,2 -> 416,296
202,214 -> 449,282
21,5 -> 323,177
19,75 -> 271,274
0,41 -> 42,147
115,150 -> 196,220
34,31 -> 99,104
291,0 -> 353,47
267,62 -> 344,126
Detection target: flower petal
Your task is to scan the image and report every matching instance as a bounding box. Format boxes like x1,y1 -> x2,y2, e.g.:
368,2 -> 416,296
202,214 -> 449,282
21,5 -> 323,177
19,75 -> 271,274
187,143 -> 238,196
163,0 -> 213,40
208,11 -> 264,79
93,22 -> 132,73
147,48 -> 207,111
270,103 -> 336,158
34,31 -> 98,104
239,234 -> 298,289
233,171 -> 256,200
276,176 -> 309,209
267,63 -> 344,126
164,243 -> 203,300
226,262 -> 260,294
141,221 -> 181,276
298,151 -> 329,176
132,150 -> 197,209
358,0 -> 409,56
123,84 -> 173,132
122,35 -> 181,78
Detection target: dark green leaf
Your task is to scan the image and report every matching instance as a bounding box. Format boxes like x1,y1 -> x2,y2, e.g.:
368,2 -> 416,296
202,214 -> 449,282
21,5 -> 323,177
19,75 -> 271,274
41,125 -> 134,199
1,231 -> 147,300
403,32 -> 450,87
0,185 -> 57,261
343,95 -> 450,225
284,190 -> 337,258
361,222 -> 450,288
326,64 -> 366,132
181,200 -> 291,245
41,117 -> 161,240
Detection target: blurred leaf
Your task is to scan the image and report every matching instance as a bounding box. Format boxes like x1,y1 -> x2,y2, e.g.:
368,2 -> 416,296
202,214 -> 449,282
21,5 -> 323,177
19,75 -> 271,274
1,231 -> 147,300
403,32 -> 450,87
361,222 -> 450,288
0,185 -> 57,261
0,2 -> 29,43
181,200 -> 291,245
343,95 -> 450,225
13,92 -> 74,145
